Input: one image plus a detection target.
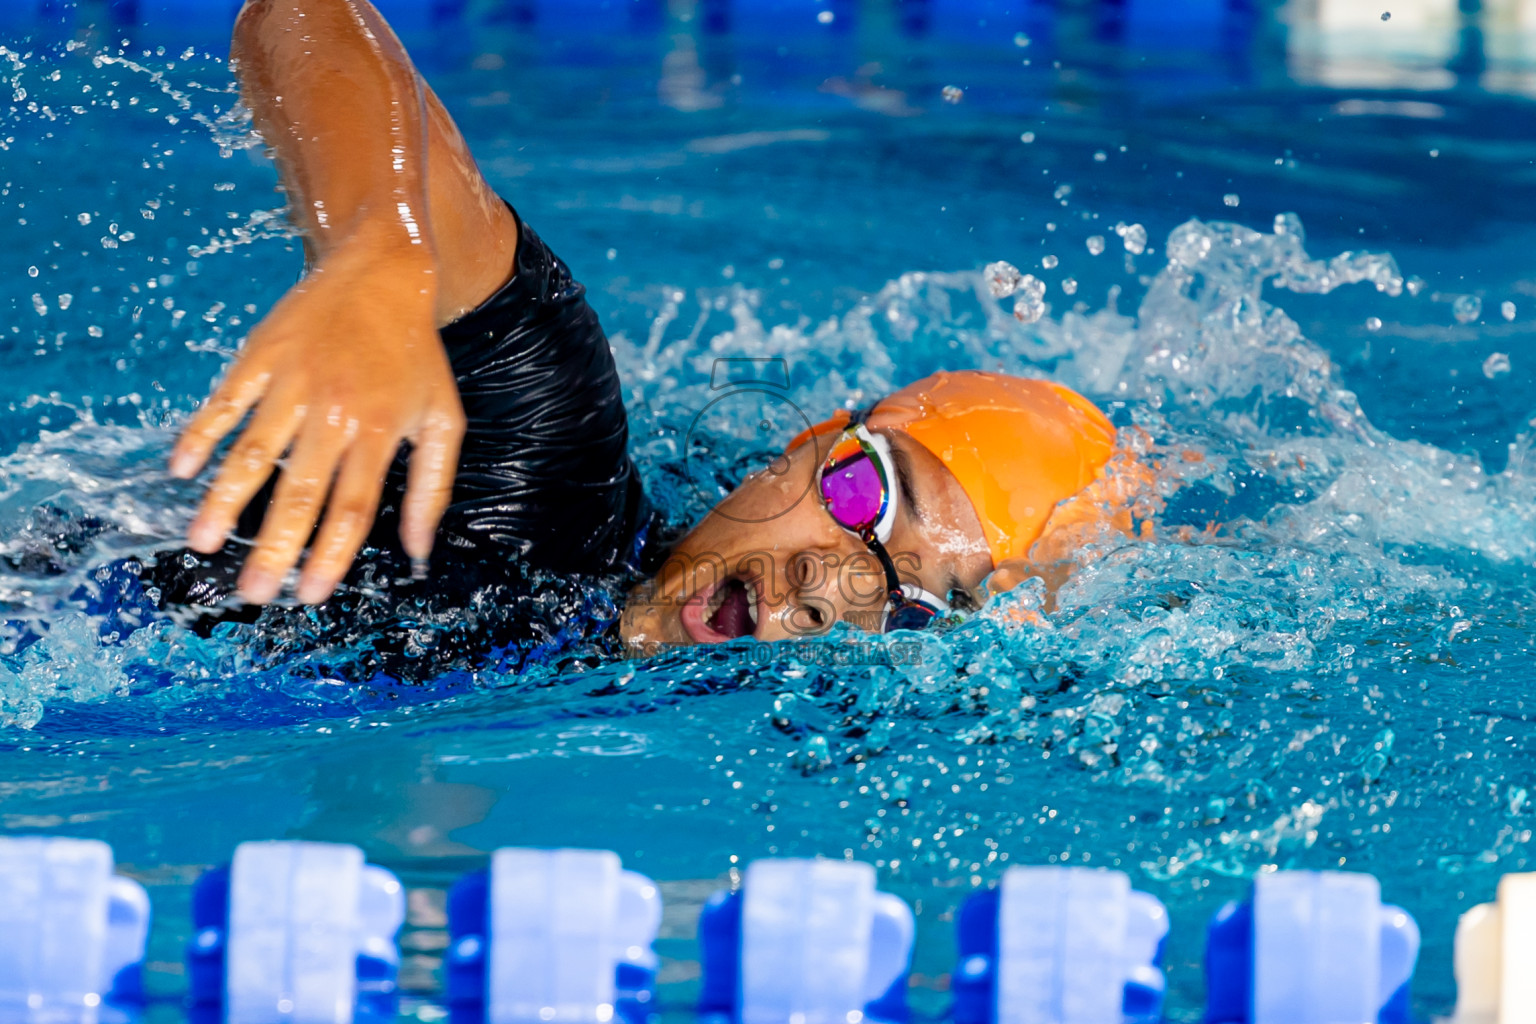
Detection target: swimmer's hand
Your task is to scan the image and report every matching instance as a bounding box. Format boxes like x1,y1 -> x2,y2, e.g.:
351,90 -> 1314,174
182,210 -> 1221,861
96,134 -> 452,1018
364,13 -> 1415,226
169,236 -> 465,605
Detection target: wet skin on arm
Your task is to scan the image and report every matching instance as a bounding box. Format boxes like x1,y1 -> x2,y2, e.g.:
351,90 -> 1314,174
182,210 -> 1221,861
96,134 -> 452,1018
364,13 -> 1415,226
171,0 -> 519,605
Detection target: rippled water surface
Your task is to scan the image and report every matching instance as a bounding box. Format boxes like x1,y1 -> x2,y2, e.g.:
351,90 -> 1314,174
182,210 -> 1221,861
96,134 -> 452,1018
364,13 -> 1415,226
5,1 -> 1536,1017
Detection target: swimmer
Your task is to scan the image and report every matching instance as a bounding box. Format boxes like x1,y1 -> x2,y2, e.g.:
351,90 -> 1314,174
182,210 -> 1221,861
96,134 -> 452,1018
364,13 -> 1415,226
162,0 -> 1145,654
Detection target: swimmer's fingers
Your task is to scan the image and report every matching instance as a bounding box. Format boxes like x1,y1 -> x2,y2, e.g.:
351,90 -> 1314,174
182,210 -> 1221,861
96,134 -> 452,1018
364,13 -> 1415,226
238,418 -> 350,604
295,433 -> 398,604
185,382 -> 305,554
399,394 -> 466,564
169,354 -> 275,480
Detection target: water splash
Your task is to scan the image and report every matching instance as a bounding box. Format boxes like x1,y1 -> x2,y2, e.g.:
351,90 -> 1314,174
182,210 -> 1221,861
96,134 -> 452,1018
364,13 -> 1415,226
185,206 -> 293,259
555,211 -> 1536,914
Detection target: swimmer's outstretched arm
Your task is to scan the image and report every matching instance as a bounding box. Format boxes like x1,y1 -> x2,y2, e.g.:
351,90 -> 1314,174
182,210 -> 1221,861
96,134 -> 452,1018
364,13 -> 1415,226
170,0 -> 519,604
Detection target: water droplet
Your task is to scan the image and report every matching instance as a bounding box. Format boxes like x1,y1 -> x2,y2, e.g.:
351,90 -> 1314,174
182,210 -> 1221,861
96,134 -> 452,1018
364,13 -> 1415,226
1013,32 -> 1031,47
1366,317 -> 1382,331
1502,301 -> 1516,321
1093,150 -> 1107,162
1362,750 -> 1389,784
1019,131 -> 1036,144
941,85 -> 963,104
984,261 -> 1024,298
817,9 -> 834,24
1053,184 -> 1072,200
606,248 -> 617,260
1429,148 -> 1440,158
1086,235 -> 1106,256
1273,212 -> 1305,241
1011,275 -> 1047,324
1406,276 -> 1426,297
1484,352 -> 1511,378
1453,294 -> 1482,324
1119,223 -> 1148,255
57,294 -> 71,311
76,212 -> 90,226
1042,255 -> 1059,269
26,266 -> 37,278
1224,193 -> 1240,207
1061,277 -> 1078,295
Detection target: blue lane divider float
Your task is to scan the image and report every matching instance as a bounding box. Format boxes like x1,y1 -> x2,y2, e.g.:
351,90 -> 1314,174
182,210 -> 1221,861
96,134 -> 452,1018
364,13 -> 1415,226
953,866 -> 1168,1024
1204,870 -> 1420,1024
698,857 -> 915,1024
0,835 -> 1450,1021
0,837 -> 150,1020
445,847 -> 662,1024
186,841 -> 405,1024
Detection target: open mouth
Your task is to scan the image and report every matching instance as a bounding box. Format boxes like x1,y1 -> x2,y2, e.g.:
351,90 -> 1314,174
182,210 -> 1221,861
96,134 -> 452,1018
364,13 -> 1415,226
680,575 -> 761,643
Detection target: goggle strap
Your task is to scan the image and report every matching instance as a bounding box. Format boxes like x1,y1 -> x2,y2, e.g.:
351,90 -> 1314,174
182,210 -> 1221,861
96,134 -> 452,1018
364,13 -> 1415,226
901,583 -> 952,609
864,534 -> 905,597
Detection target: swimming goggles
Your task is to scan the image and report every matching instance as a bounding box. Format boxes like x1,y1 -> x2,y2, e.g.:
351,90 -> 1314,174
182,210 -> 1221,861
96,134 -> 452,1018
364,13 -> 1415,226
816,411 -> 953,632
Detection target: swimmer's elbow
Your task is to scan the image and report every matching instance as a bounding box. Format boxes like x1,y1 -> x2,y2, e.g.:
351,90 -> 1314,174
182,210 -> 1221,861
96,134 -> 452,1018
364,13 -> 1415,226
231,1 -> 292,82
232,0 -> 386,68
232,0 -> 281,49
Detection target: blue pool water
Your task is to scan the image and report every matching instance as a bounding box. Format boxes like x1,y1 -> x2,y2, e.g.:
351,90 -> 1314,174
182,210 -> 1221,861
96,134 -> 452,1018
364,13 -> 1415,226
4,0 -> 1536,1016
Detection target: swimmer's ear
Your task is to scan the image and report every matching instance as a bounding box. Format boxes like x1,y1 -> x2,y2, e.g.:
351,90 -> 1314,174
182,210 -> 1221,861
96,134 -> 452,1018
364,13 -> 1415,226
983,557 -> 1072,619
983,558 -> 1039,599
976,558 -> 1048,627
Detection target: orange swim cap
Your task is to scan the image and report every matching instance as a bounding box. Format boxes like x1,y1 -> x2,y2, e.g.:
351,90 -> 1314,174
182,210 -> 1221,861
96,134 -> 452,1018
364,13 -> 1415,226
791,371 -> 1132,567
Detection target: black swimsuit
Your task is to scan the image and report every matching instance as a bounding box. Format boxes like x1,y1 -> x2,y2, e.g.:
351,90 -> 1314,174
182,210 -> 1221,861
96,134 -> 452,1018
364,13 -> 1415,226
378,206 -> 648,577
146,206 -> 650,618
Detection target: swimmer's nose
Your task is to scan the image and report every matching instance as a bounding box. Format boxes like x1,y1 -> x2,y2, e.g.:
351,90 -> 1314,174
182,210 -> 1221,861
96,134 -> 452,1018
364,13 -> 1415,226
775,540 -> 883,639
781,551 -> 838,638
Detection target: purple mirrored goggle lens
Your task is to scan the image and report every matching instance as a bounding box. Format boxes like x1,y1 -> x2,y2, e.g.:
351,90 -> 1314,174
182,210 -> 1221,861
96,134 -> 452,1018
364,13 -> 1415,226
819,451 -> 886,536
818,425 -> 954,634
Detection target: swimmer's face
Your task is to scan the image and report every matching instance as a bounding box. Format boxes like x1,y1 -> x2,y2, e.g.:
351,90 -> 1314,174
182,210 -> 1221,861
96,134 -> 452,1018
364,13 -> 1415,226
619,426 -> 994,650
